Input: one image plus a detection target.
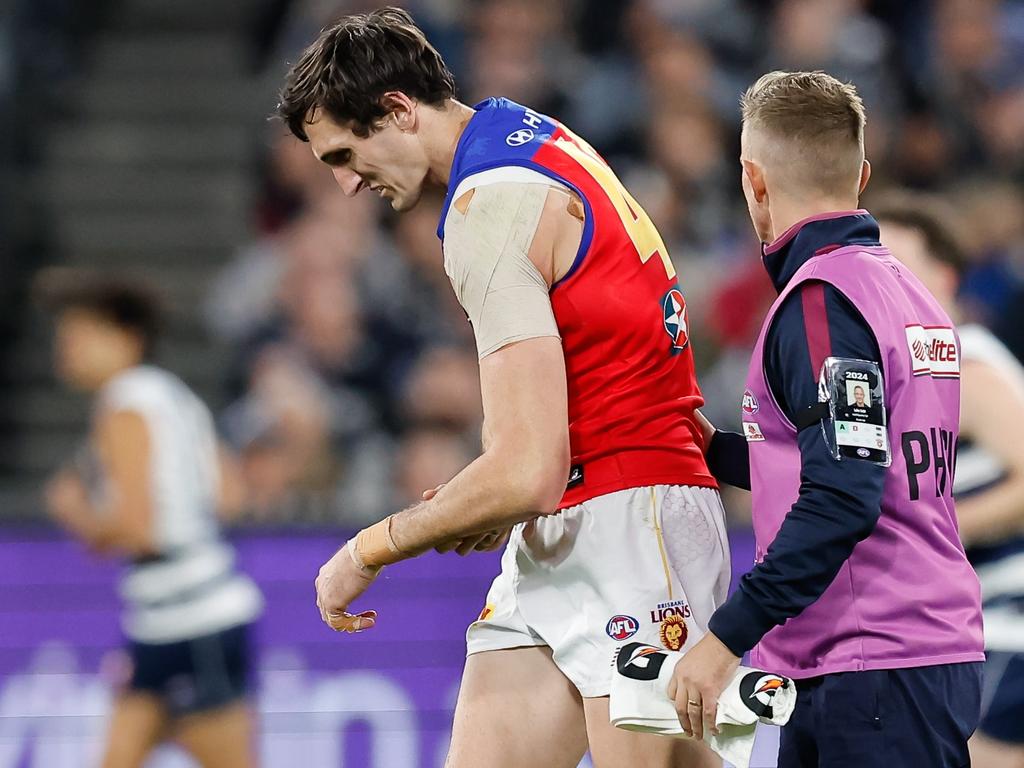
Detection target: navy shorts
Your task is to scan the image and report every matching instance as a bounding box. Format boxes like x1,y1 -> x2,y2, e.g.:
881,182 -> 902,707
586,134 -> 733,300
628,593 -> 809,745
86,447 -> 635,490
778,662 -> 982,768
978,651 -> 1024,744
128,623 -> 253,716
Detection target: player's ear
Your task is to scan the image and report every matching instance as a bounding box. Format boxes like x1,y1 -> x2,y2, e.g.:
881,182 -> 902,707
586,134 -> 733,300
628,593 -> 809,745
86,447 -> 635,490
380,91 -> 417,132
858,159 -> 871,195
741,159 -> 767,203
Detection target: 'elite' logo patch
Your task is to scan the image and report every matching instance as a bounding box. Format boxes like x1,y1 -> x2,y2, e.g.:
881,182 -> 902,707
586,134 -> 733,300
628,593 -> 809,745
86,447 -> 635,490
905,325 -> 960,379
743,422 -> 765,442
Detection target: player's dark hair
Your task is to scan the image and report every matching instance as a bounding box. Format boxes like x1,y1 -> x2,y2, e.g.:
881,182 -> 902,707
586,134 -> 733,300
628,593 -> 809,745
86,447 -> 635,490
276,6 -> 456,141
37,272 -> 163,360
871,193 -> 970,278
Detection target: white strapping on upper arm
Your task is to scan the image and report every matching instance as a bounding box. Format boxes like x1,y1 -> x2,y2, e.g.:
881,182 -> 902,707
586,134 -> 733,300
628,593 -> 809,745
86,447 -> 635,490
443,181 -> 561,358
451,166 -> 568,201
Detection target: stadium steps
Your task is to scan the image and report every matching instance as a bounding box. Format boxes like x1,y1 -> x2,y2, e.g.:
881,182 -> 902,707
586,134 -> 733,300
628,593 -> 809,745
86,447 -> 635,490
57,212 -> 249,252
39,168 -> 249,212
91,34 -> 247,76
71,78 -> 260,120
48,123 -> 252,167
105,0 -> 270,33
0,0 -> 271,518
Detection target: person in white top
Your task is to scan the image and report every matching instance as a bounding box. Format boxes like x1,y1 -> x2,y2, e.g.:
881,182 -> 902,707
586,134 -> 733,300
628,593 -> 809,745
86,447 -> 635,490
877,194 -> 1024,768
41,275 -> 263,768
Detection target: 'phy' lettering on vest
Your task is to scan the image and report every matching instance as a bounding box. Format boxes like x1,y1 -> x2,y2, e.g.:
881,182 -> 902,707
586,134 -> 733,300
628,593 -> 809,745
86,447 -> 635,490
901,428 -> 958,500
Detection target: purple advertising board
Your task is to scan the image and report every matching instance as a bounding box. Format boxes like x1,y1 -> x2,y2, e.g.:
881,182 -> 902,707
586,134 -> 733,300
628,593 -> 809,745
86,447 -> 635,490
0,529 -> 777,767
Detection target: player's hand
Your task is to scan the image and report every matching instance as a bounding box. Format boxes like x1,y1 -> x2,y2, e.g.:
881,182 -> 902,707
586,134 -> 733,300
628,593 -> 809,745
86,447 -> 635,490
421,484 -> 511,555
667,632 -> 740,741
315,543 -> 379,634
436,527 -> 511,555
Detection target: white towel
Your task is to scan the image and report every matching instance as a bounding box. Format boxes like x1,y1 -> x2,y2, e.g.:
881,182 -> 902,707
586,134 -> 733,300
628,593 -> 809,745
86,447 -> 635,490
609,642 -> 797,768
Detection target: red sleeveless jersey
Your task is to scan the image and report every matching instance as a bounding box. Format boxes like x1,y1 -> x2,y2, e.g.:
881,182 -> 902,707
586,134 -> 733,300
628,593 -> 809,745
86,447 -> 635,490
439,99 -> 716,507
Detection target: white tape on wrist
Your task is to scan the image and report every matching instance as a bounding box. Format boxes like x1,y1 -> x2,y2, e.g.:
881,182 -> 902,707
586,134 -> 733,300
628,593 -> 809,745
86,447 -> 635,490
346,538 -> 382,575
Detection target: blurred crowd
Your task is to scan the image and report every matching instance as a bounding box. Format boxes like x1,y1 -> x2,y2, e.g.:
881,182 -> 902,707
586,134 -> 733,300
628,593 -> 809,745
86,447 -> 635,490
203,0 -> 1024,526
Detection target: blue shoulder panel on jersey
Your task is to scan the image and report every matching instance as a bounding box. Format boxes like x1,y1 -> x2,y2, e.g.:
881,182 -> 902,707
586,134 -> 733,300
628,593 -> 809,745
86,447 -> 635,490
438,98 -> 553,238
436,98 -> 596,286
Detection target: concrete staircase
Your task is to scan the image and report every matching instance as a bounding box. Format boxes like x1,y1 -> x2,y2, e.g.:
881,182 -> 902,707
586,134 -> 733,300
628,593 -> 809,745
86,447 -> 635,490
1,0 -> 273,517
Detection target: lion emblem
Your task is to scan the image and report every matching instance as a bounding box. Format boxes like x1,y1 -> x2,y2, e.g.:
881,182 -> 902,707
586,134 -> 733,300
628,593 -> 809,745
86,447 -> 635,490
659,614 -> 688,651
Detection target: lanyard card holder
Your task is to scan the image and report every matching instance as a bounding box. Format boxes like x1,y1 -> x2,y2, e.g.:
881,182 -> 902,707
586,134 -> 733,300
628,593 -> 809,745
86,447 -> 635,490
818,356 -> 891,467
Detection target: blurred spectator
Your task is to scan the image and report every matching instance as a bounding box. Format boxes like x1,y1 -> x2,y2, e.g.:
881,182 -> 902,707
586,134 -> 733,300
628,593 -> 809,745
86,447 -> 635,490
225,346 -> 340,519
360,190 -> 474,350
399,345 -> 483,433
464,0 -> 572,113
390,424 -> 476,510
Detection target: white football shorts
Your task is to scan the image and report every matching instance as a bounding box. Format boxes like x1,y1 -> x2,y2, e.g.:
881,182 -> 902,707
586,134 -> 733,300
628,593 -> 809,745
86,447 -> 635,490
465,484 -> 731,697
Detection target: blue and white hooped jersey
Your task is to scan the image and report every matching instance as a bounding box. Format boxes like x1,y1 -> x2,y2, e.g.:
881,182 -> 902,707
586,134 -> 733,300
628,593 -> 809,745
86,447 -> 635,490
956,324 -> 1024,652
98,365 -> 263,644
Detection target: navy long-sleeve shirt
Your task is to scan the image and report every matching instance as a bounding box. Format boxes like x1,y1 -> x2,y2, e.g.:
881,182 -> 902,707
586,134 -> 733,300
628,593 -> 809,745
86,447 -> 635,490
706,212 -> 890,657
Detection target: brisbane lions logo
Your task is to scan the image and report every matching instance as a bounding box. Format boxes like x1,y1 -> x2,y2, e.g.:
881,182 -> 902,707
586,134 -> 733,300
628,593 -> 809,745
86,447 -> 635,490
661,286 -> 690,353
659,614 -> 688,651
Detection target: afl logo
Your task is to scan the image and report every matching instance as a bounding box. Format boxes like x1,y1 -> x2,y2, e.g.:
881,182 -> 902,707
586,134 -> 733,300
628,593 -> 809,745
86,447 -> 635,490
661,287 -> 689,351
741,390 -> 759,415
606,615 -> 639,641
505,128 -> 534,147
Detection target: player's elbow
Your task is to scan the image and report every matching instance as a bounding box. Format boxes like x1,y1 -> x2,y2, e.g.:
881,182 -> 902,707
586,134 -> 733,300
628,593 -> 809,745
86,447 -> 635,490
520,470 -> 569,517
507,441 -> 570,517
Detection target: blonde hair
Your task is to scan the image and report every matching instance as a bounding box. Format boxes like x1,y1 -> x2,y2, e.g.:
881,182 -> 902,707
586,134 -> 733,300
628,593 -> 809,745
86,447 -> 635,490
741,71 -> 866,197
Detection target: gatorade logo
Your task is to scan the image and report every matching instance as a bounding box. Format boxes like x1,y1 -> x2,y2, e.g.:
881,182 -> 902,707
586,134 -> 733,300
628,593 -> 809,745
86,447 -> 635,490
615,642 -> 668,681
738,671 -> 788,718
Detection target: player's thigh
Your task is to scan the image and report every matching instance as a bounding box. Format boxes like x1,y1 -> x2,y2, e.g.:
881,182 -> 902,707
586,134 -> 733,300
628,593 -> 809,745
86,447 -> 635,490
173,702 -> 256,768
101,692 -> 168,768
970,733 -> 1024,768
583,696 -> 721,768
446,646 -> 588,768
